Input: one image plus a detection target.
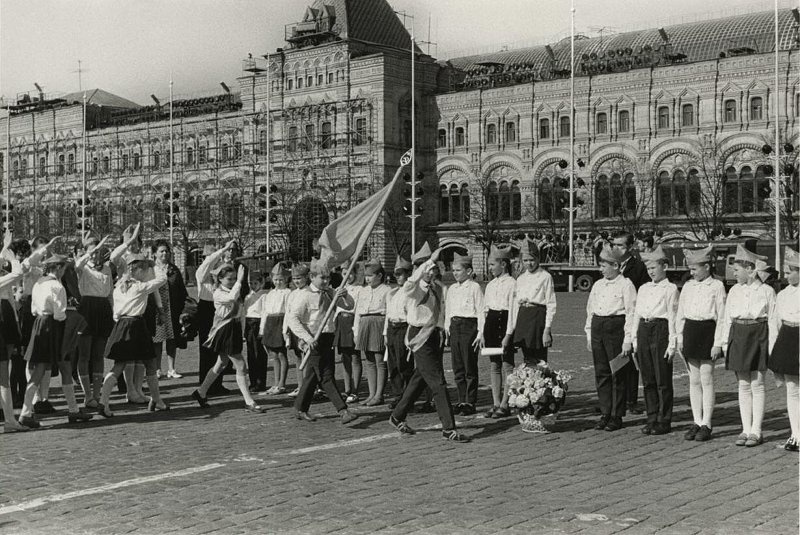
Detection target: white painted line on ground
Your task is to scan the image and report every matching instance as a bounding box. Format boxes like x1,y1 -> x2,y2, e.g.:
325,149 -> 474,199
285,422 -> 445,455
0,463 -> 225,516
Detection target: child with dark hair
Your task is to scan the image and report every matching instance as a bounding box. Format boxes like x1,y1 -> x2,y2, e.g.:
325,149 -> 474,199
243,270 -> 269,393
356,259 -> 390,406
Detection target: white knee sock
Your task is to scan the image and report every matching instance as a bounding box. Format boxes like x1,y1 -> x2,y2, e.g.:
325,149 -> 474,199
688,372 -> 702,425
92,373 -> 104,400
787,379 -> 800,439
1,385 -> 18,424
236,372 -> 255,405
738,379 -> 753,435
700,369 -> 715,427
751,376 -> 766,436
21,382 -> 38,418
38,370 -> 52,402
100,373 -> 118,407
63,384 -> 78,413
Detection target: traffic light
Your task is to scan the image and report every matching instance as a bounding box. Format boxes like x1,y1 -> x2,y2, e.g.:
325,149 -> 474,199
402,172 -> 424,217
1,203 -> 13,233
257,184 -> 279,223
162,194 -> 180,228
76,199 -> 91,230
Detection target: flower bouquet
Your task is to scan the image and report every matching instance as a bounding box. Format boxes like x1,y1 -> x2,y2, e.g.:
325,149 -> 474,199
506,362 -> 571,433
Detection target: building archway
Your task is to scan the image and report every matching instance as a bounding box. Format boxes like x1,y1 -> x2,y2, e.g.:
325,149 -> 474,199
291,197 -> 329,261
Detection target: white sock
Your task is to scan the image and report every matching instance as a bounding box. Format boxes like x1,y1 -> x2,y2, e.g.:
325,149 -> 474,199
688,369 -> 702,425
750,374 -> 766,437
39,370 -> 52,401
21,382 -> 38,418
100,373 -> 118,407
700,365 -> 715,427
738,377 -> 753,435
236,372 -> 255,405
786,378 -> 800,439
63,384 -> 78,413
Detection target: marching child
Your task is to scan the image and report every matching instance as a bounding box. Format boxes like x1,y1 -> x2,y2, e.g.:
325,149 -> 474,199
585,244 -> 637,432
722,244 -> 776,447
243,271 -> 269,394
356,259 -> 391,406
1,261 -> 27,431
768,247 -> 800,452
284,263 -> 310,397
260,262 -> 292,395
19,254 -> 93,428
384,256 -> 412,409
192,264 -> 267,413
98,254 -> 169,418
632,246 -> 679,435
676,246 -> 726,441
444,252 -> 484,416
335,261 -> 362,402
480,244 -> 516,419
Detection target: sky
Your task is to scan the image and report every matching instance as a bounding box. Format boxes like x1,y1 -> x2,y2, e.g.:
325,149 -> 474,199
0,0 -> 793,105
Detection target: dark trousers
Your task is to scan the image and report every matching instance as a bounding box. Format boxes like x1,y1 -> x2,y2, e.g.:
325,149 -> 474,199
198,300 -> 223,391
591,315 -> 629,418
392,328 -> 456,431
10,347 -> 27,402
450,317 -> 479,405
245,318 -> 268,389
637,320 -> 673,424
294,333 -> 346,413
386,322 -> 413,397
626,356 -> 640,406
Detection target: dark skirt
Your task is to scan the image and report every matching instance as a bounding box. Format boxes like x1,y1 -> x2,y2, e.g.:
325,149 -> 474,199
20,294 -> 34,346
78,295 -> 114,338
204,320 -> 243,356
24,315 -> 65,364
768,325 -> 799,376
0,328 -> 8,361
512,305 -> 546,349
144,295 -> 158,336
483,309 -> 510,347
682,319 -> 716,361
0,298 -> 21,346
334,312 -> 355,349
725,322 -> 769,373
62,310 -> 89,359
104,316 -> 157,362
261,314 -> 285,350
355,314 -> 385,353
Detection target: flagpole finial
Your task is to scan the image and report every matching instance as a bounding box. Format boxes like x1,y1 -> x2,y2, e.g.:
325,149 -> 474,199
400,149 -> 413,166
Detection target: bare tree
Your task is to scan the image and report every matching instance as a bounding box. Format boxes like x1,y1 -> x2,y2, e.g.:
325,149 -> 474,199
383,205 -> 411,257
756,133 -> 799,241
680,137 -> 728,240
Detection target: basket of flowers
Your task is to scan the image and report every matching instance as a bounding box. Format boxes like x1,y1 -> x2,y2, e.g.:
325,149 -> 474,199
507,362 -> 571,433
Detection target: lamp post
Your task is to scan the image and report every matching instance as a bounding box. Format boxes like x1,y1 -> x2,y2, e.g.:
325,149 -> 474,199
411,15 -> 417,255
265,57 -> 271,254
81,92 -> 87,238
169,77 -> 174,249
568,0 -> 576,292
773,0 -> 781,266
5,101 -> 10,233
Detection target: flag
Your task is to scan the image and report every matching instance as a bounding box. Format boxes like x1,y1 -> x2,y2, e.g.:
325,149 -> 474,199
317,150 -> 411,272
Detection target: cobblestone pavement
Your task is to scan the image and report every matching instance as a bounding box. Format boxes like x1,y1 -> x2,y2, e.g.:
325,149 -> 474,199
1,293 -> 797,535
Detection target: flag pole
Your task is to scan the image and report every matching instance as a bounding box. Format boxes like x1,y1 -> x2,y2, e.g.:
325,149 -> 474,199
773,0 -> 780,267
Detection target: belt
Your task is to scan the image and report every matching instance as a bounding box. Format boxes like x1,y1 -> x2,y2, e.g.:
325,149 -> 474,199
783,321 -> 799,328
451,316 -> 477,322
360,313 -> 385,317
596,314 -> 625,319
118,315 -> 143,320
339,311 -> 354,316
389,320 -> 408,326
520,303 -> 545,308
641,317 -> 667,323
265,313 -> 284,318
732,318 -> 767,325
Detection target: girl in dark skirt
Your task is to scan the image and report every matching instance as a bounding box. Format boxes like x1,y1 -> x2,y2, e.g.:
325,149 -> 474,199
192,264 -> 266,413
337,262 -> 362,402
0,262 -> 26,431
722,245 -> 777,448
283,263 -> 310,398
676,246 -> 727,442
768,247 -> 800,452
510,239 -> 556,365
260,263 -> 292,395
98,255 -> 169,418
18,255 -> 93,428
356,260 -> 390,406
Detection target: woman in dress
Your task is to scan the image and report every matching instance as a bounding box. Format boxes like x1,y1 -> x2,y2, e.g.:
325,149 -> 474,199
152,239 -> 186,379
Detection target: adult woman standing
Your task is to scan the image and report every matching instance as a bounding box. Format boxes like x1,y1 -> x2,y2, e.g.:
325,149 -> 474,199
152,239 -> 187,379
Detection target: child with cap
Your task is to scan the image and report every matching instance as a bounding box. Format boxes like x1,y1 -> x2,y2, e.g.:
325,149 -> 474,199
284,262 -> 310,397
632,246 -> 679,435
243,270 -> 269,393
722,244 -> 776,447
445,251 -> 484,416
335,260 -> 362,402
384,256 -> 412,409
769,247 -> 800,451
585,244 -> 637,432
676,245 -> 726,441
356,259 -> 391,406
260,262 -> 292,395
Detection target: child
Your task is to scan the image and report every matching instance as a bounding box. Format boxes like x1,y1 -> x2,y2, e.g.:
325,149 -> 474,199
632,246 -> 679,435
384,256 -> 412,409
98,254 -> 169,417
335,261 -> 362,402
260,262 -> 292,395
356,259 -> 391,406
481,244 -> 516,419
768,246 -> 799,451
192,264 -> 266,413
676,246 -> 726,441
243,271 -> 269,394
286,258 -> 358,424
19,254 -> 93,428
585,244 -> 637,432
445,252 -> 484,416
722,244 -> 776,447
284,263 -> 310,398
1,261 -> 26,431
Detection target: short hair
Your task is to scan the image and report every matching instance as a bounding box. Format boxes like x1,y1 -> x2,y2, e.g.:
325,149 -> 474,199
734,259 -> 755,269
612,231 -> 634,246
8,239 -> 31,258
151,239 -> 171,254
31,236 -> 48,249
249,271 -> 265,282
214,264 -> 237,283
643,236 -> 655,249
497,257 -> 513,275
128,259 -> 151,273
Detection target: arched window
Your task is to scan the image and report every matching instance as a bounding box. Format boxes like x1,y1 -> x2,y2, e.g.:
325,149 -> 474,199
449,184 -> 461,223
20,157 -> 27,178
68,153 -> 76,173
287,127 -> 298,152
486,123 -> 497,145
186,147 -> 194,165
657,169 -> 697,216
740,166 -> 755,213
724,99 -> 737,123
455,127 -> 465,146
657,171 -> 672,216
618,110 -> 630,133
133,152 -> 141,169
499,181 -> 511,220
153,198 -> 166,230
673,170 -> 687,214
755,165 -> 771,211
487,181 -> 498,220
287,78 -> 293,90
681,104 -> 694,127
539,178 -> 554,220
595,175 -> 610,218
437,129 -> 447,148
505,121 -> 516,143
439,185 -> 449,224
220,143 -> 229,162
539,118 -> 550,139
199,196 -> 212,230
321,122 -> 333,149
596,113 -> 607,134
58,154 -> 65,176
559,116 -> 570,138
152,151 -> 160,168
750,97 -> 763,121
103,156 -> 110,173
657,106 -> 670,129
624,173 -> 637,214
12,159 -> 19,179
461,184 -> 471,222
688,169 -> 701,213
511,180 -> 521,220
91,157 -> 98,175
39,156 -> 47,177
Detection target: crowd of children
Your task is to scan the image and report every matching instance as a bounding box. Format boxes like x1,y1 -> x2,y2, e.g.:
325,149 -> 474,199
1,227 -> 797,452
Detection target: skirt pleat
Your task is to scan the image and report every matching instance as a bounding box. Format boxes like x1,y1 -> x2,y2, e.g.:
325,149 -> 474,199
104,317 -> 157,362
204,321 -> 243,356
261,315 -> 285,349
24,315 -> 65,364
725,322 -> 769,373
768,325 -> 799,376
355,315 -> 385,353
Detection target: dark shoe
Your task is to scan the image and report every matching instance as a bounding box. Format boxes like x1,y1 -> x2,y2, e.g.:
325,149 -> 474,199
460,404 -> 476,416
35,400 -> 57,415
415,402 -> 435,413
492,407 -> 511,419
295,411 -> 316,422
744,434 -> 763,447
784,437 -> 799,452
191,390 -> 210,409
734,433 -> 748,446
453,403 -> 464,416
627,403 -> 643,415
485,406 -> 499,418
695,425 -> 712,442
19,415 -> 41,429
339,409 -> 359,424
67,410 -> 94,423
641,423 -> 653,435
604,417 -> 623,432
245,404 -> 267,413
594,415 -> 610,430
148,399 -> 170,412
442,429 -> 471,442
388,400 -> 398,410
684,424 -> 700,441
248,386 -> 260,394
389,414 -> 416,435
651,422 -> 671,435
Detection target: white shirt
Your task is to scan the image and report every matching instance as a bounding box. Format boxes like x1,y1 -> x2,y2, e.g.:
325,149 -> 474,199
509,268 -> 557,333
632,278 -> 679,350
195,248 -> 226,302
76,262 -> 114,298
112,271 -> 167,320
584,274 -> 637,345
31,275 -> 67,321
282,286 -> 306,336
676,276 -> 727,348
721,280 -> 777,350
483,273 -> 515,312
259,287 -> 291,336
213,283 -> 243,321
776,284 -> 799,325
403,260 -> 445,329
355,284 -> 390,316
243,289 -> 268,319
383,286 -> 409,335
444,278 -> 484,333
286,284 -> 355,344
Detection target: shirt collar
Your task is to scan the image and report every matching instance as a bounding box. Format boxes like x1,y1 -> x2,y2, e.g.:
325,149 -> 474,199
309,284 -> 321,293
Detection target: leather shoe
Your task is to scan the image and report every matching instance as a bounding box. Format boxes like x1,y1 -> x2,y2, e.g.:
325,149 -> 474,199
641,423 -> 653,435
651,422 -> 671,435
339,409 -> 358,424
695,425 -> 712,442
191,390 -> 210,409
245,404 -> 267,413
594,415 -> 610,430
744,434 -> 763,447
68,410 -> 94,423
148,399 -> 170,412
604,417 -> 623,432
19,415 -> 41,429
295,411 -> 316,422
684,424 -> 700,441
460,404 -> 476,416
784,437 -> 799,452
453,403 -> 464,416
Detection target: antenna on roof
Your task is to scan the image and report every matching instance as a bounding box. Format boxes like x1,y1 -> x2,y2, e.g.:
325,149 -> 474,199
71,60 -> 89,92
588,26 -> 617,46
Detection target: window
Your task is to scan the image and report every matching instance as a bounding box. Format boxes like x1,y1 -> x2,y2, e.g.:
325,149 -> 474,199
486,123 -> 497,145
688,169 -> 701,213
287,126 -> 298,152
539,118 -> 550,139
0,154 -> 3,176
596,113 -> 607,134
20,157 -> 27,177
657,171 -> 672,216
618,110 -> 630,133
559,116 -> 570,138
198,146 -> 207,165
462,184 -> 471,222
487,182 -> 498,220
102,156 -> 110,173
657,106 -> 670,129
595,175 -> 610,218
12,159 -> 19,179
303,124 -> 314,150
505,121 -> 516,143
439,185 -> 449,224
258,130 -> 269,155
287,78 -> 293,90
39,156 -> 47,177
437,129 -> 447,148
594,173 -> 636,219
153,151 -> 160,168
681,104 -> 694,127
538,178 -> 564,220
317,74 -> 323,85
297,78 -> 303,89
499,182 -> 510,220
450,184 -> 461,222
656,168 -> 702,216
185,147 -> 193,165
91,157 -> 98,175
68,153 -> 75,173
455,127 -> 465,146
724,99 -> 737,123
307,76 -> 313,87
327,72 -> 333,84
354,118 -> 366,146
58,154 -> 65,176
750,97 -> 763,121
321,122 -> 332,149
133,152 -> 141,169
219,144 -> 228,162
